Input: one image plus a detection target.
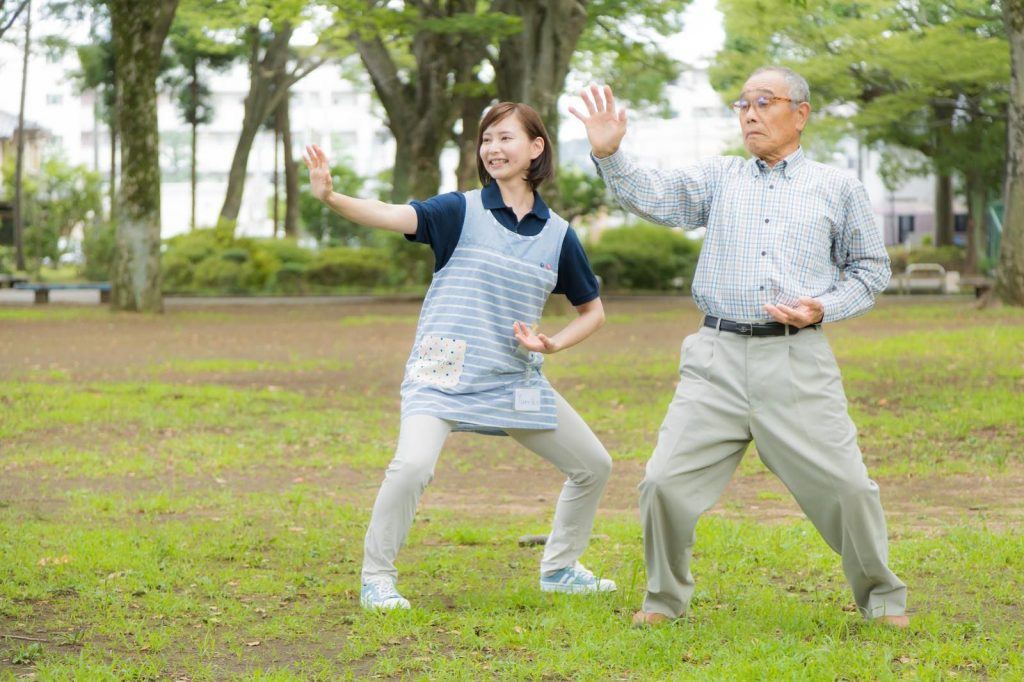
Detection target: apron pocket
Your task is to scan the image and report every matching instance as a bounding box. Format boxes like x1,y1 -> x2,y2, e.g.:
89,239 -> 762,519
410,335 -> 467,388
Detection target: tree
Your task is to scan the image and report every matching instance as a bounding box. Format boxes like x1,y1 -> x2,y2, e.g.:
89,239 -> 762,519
11,0 -> 30,271
108,0 -> 180,312
711,0 -> 1007,249
215,0 -> 327,228
333,0 -> 516,202
166,0 -> 240,230
74,28 -> 118,223
3,158 -> 103,270
330,0 -> 689,203
999,0 -> 1024,304
0,0 -> 29,40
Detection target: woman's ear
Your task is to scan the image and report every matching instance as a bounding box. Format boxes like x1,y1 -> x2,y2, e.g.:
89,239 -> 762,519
530,137 -> 545,160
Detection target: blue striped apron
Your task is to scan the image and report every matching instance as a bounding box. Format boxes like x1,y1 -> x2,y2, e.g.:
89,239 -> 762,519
400,189 -> 568,433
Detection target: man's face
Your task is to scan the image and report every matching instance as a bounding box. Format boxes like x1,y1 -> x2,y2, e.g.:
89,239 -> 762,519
736,72 -> 810,166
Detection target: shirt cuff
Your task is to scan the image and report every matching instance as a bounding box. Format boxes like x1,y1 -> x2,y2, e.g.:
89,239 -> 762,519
591,149 -> 631,176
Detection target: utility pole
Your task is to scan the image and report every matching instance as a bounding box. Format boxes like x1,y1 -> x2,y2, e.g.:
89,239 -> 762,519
12,0 -> 31,271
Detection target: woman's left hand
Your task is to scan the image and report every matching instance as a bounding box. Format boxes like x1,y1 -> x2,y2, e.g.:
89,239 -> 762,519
513,321 -> 560,353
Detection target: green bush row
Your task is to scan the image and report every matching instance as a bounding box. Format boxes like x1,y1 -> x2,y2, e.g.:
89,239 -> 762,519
154,228 -> 434,294
77,221 -> 703,295
887,243 -> 967,274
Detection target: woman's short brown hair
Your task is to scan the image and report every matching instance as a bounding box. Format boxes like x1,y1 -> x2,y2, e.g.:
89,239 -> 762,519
476,102 -> 554,190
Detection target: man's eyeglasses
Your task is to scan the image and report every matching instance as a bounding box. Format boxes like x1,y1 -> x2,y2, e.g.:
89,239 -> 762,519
730,95 -> 794,114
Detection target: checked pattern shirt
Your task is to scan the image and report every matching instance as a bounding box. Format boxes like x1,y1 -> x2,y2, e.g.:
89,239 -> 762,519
594,146 -> 890,323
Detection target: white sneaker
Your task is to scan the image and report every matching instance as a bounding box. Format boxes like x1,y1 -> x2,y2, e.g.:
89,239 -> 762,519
360,576 -> 411,610
540,562 -> 617,594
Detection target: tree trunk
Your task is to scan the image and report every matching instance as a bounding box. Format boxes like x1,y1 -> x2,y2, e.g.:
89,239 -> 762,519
108,0 -> 179,312
278,90 -> 299,237
272,126 -> 279,238
109,113 -> 117,224
493,0 -> 589,199
964,173 -> 987,275
190,62 -> 198,231
999,1 -> 1024,305
934,173 -> 953,247
12,0 -> 29,271
352,11 -> 463,203
218,24 -> 320,228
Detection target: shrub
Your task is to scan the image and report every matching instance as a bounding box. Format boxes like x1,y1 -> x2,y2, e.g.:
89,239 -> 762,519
192,256 -> 254,292
305,247 -> 390,288
376,231 -> 433,288
273,261 -> 307,294
887,245 -> 966,274
589,223 -> 700,291
81,222 -> 116,281
255,238 -> 314,267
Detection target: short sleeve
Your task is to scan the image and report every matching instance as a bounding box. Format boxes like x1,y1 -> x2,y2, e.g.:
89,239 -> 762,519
553,227 -> 600,306
408,191 -> 466,272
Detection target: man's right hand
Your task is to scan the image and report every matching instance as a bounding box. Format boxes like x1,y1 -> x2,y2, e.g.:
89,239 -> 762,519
568,85 -> 628,159
303,144 -> 334,202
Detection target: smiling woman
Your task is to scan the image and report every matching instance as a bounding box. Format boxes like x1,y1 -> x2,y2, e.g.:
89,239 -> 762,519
303,100 -> 617,611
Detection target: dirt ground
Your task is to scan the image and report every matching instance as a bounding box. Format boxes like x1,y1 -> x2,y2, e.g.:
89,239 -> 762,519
2,295 -> 1022,533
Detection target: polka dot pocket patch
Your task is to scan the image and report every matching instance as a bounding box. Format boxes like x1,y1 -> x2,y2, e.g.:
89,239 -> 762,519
410,335 -> 467,389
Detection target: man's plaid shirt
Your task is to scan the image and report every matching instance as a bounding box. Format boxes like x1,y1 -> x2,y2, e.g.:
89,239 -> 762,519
594,147 -> 890,323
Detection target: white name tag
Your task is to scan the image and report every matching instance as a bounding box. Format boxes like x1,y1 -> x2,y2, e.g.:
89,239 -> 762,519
514,388 -> 542,412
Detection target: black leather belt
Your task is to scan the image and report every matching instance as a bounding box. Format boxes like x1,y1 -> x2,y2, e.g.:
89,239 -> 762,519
704,315 -> 818,337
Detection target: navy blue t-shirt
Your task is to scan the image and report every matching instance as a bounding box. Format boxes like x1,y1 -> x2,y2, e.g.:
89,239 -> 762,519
407,182 -> 600,306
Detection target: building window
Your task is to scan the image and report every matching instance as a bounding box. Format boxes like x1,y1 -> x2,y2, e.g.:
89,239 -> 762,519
46,93 -> 63,106
897,215 -> 915,243
332,91 -> 355,107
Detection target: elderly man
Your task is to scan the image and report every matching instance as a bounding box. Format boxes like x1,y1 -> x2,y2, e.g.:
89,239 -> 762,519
571,66 -> 908,627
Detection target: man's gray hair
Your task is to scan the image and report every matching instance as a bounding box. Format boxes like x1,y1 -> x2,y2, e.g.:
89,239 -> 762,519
750,66 -> 810,105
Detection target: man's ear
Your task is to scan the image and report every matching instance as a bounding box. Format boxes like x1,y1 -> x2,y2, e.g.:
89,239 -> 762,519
795,101 -> 812,133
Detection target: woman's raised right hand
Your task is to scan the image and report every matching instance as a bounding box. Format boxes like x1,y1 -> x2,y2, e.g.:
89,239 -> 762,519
303,144 -> 334,202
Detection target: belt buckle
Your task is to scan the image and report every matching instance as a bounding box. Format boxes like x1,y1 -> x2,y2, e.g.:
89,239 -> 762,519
735,323 -> 752,335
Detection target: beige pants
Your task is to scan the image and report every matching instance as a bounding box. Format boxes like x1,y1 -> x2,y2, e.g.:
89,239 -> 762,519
362,390 -> 613,582
639,325 -> 907,619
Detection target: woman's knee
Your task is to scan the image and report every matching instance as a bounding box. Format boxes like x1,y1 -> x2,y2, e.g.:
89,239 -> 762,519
384,456 -> 435,492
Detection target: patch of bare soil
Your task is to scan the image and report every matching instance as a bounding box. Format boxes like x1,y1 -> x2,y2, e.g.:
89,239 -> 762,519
1,296 -> 1021,532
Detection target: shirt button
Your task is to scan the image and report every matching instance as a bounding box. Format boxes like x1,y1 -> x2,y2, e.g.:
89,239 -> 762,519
759,285 -> 765,290
769,185 -> 775,189
761,251 -> 767,256
764,218 -> 770,224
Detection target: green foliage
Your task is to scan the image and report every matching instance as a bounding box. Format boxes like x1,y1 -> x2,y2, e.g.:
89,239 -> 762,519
298,160 -> 368,246
81,222 -> 116,280
375,230 -> 434,288
588,222 -> 701,291
304,246 -> 390,287
711,0 -> 1007,203
552,165 -> 609,224
888,244 -> 967,274
1,157 -> 103,270
159,227 -> 431,294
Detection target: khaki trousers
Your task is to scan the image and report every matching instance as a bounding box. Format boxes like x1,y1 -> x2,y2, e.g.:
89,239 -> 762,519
363,390 -> 613,582
639,325 -> 907,619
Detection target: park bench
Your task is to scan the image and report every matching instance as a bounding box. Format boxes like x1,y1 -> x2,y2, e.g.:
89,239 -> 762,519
0,273 -> 28,288
890,263 -> 961,295
14,281 -> 112,304
959,274 -> 995,298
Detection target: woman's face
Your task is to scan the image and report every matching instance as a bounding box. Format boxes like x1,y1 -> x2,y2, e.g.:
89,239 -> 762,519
479,114 -> 544,185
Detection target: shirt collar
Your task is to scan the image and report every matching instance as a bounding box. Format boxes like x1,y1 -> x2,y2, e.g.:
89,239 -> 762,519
481,181 -> 550,219
747,146 -> 806,179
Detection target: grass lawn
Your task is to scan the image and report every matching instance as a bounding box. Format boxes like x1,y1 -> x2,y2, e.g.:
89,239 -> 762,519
1,295 -> 1022,680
